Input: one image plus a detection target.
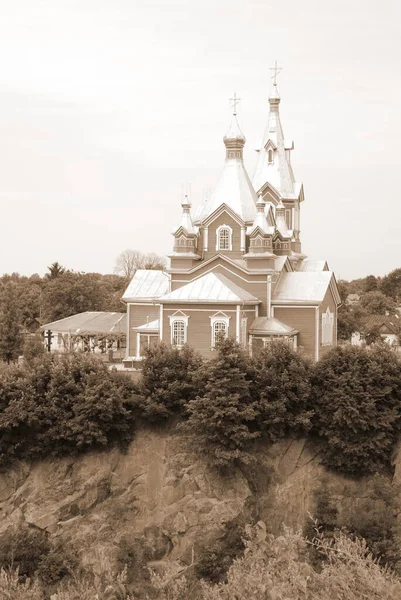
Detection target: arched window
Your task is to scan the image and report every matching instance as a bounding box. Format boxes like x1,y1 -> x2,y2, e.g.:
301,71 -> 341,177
268,149 -> 273,164
321,308 -> 334,346
213,321 -> 228,346
216,225 -> 232,251
172,320 -> 186,347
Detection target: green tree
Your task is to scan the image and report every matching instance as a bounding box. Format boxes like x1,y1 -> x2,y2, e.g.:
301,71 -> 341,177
45,261 -> 65,280
381,268 -> 401,302
364,274 -> 379,292
23,334 -> 46,364
41,272 -> 110,322
251,341 -> 312,442
140,342 -> 203,420
0,353 -> 139,464
311,345 -> 401,475
185,337 -> 259,468
0,282 -> 23,363
359,290 -> 396,315
337,306 -> 359,340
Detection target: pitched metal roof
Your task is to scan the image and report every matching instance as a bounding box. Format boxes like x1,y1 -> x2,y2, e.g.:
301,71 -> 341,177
249,316 -> 298,336
272,271 -> 335,304
159,272 -> 260,304
122,269 -> 170,301
133,319 -> 160,331
298,259 -> 329,272
41,312 -> 126,335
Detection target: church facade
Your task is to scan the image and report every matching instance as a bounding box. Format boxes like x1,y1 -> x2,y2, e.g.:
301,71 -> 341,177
122,81 -> 340,364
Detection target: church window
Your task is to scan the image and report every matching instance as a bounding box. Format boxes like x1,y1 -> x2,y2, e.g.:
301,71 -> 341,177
210,314 -> 230,347
268,149 -> 274,164
216,225 -> 232,251
169,314 -> 189,348
322,307 -> 334,346
212,321 -> 228,346
172,320 -> 185,347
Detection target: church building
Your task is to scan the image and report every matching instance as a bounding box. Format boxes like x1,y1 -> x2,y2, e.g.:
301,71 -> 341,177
122,78 -> 340,364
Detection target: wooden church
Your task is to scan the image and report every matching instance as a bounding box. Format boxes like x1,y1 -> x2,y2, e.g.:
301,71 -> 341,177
122,78 -> 340,364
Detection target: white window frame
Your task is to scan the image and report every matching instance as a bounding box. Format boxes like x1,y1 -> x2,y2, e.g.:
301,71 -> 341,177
216,224 -> 233,251
321,307 -> 334,346
169,315 -> 189,348
210,314 -> 230,347
268,149 -> 274,164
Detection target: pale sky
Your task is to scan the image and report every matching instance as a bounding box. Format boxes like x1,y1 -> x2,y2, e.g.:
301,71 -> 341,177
0,0 -> 400,280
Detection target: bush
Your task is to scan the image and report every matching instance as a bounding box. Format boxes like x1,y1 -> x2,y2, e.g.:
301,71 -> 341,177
251,341 -> 312,442
195,521 -> 245,583
185,337 -> 259,469
23,333 -> 45,364
311,344 -> 401,475
140,342 -> 203,421
0,353 -> 139,465
149,523 -> 401,599
0,523 -> 50,578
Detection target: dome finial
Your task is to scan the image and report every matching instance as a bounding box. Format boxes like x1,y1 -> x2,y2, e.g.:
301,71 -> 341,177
269,60 -> 282,102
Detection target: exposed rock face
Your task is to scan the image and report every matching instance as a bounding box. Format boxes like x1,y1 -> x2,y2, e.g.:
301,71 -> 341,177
0,429 -> 399,576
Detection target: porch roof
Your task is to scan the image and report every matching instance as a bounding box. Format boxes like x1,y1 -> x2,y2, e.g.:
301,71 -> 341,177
249,316 -> 298,336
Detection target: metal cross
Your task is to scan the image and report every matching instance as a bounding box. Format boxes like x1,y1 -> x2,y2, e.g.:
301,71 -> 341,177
270,60 -> 282,86
230,92 -> 240,116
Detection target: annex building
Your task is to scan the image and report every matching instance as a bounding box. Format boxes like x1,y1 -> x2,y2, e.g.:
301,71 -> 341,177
123,80 -> 340,364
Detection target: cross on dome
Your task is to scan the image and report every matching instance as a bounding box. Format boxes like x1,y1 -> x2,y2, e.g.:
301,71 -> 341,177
270,60 -> 282,87
230,92 -> 240,116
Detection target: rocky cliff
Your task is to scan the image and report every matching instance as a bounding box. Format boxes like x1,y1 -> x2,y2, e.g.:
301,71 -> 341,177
0,428 -> 400,577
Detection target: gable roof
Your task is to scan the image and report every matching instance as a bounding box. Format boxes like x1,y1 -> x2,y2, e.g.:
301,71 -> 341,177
272,271 -> 338,304
298,259 -> 329,272
159,272 -> 260,304
360,314 -> 400,334
122,269 -> 170,301
249,316 -> 298,336
41,312 -> 126,335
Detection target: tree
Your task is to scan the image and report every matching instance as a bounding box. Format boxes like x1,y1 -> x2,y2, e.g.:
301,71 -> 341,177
0,353 -> 139,464
140,342 -> 203,420
41,272 -> 111,322
45,262 -> 65,280
359,291 -> 396,315
114,249 -> 166,280
381,268 -> 401,302
364,274 -> 379,292
185,338 -> 259,468
0,283 -> 23,363
311,345 -> 401,475
251,341 -> 312,442
337,306 -> 359,340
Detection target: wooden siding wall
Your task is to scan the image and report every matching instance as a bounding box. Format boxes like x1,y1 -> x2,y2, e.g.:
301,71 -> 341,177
319,286 -> 338,358
128,303 -> 160,356
272,306 -> 316,359
203,213 -> 244,260
162,303 -> 256,359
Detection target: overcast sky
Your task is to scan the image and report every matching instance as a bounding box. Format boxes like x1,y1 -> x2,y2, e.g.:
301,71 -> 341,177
0,0 -> 400,280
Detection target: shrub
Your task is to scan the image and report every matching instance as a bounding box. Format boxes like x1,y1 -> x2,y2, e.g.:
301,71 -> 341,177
251,341 -> 312,442
140,342 -> 203,421
195,521 -> 245,583
0,353 -> 139,465
23,333 -> 46,364
0,569 -> 44,600
149,523 -> 401,599
185,337 -> 259,469
0,523 -> 50,578
311,344 -> 401,475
